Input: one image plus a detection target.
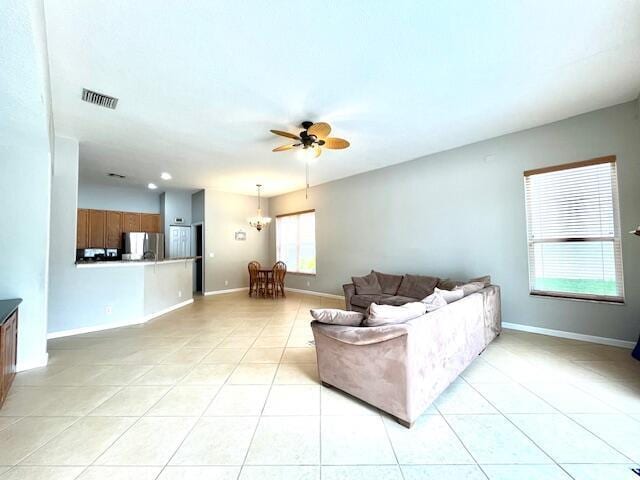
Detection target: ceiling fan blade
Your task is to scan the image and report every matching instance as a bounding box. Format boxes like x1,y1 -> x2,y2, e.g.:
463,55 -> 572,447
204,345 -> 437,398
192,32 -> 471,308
272,143 -> 298,152
314,146 -> 322,158
307,122 -> 331,139
270,129 -> 300,140
323,137 -> 350,149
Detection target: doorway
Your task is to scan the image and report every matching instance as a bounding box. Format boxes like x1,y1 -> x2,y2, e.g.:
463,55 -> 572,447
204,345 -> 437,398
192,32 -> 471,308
192,223 -> 204,294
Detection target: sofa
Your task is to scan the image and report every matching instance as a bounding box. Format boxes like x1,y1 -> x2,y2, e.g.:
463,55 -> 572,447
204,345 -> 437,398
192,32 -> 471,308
344,271 -> 469,312
311,284 -> 501,428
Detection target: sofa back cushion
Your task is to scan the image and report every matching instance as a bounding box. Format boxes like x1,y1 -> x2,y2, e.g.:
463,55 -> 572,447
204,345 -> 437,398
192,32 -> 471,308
352,271 -> 383,295
364,302 -> 427,327
453,281 -> 485,297
373,271 -> 404,295
310,309 -> 365,326
397,274 -> 439,299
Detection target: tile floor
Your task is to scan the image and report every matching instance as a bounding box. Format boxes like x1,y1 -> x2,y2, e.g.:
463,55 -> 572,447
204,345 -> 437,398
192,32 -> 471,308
1,292 -> 639,479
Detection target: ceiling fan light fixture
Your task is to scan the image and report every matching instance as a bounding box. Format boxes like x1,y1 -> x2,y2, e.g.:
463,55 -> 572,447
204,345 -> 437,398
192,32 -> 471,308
248,184 -> 271,232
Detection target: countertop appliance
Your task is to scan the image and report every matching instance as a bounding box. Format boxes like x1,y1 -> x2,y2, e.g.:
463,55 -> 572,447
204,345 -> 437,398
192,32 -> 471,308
123,232 -> 165,261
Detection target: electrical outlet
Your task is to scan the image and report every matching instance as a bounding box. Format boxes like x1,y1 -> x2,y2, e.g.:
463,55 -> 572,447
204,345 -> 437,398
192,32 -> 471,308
224,280 -> 229,286
306,281 -> 310,287
105,305 -> 112,315
178,290 -> 182,298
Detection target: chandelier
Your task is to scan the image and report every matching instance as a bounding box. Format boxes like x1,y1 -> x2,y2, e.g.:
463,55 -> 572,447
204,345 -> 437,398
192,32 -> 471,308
248,184 -> 271,232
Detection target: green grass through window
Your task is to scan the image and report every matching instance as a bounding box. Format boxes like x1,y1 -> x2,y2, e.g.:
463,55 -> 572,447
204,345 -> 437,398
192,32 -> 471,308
533,278 -> 618,297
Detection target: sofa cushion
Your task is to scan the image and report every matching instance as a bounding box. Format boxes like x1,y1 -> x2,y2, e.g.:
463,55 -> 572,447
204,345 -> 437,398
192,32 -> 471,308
434,287 -> 464,303
364,302 -> 427,327
352,271 -> 383,295
379,295 -> 418,306
437,278 -> 465,290
351,294 -> 384,309
310,308 -> 364,326
373,271 -> 404,295
469,275 -> 491,287
453,281 -> 485,297
397,274 -> 439,299
420,290 -> 448,312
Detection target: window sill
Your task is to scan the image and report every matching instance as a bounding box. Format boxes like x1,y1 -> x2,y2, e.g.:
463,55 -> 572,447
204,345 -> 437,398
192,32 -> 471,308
287,272 -> 316,277
529,291 -> 625,305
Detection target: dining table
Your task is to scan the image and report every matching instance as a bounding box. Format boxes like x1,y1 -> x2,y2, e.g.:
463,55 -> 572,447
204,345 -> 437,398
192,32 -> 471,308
256,268 -> 274,298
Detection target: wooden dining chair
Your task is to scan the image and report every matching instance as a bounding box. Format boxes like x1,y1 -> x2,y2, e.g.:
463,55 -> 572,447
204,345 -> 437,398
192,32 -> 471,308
272,261 -> 287,298
248,261 -> 261,297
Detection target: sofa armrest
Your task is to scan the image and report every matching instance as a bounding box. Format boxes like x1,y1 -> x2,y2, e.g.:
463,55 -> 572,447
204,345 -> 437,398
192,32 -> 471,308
311,320 -> 409,346
342,283 -> 356,310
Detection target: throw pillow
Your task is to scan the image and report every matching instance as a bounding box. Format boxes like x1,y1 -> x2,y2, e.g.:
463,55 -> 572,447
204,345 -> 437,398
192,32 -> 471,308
437,278 -> 465,290
397,274 -> 439,299
364,302 -> 427,327
373,271 -> 404,295
352,271 -> 383,295
453,281 -> 485,297
420,290 -> 448,312
434,287 -> 464,303
310,309 -> 365,326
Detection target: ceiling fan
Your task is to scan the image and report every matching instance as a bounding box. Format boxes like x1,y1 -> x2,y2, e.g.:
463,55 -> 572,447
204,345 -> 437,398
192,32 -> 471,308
270,121 -> 350,158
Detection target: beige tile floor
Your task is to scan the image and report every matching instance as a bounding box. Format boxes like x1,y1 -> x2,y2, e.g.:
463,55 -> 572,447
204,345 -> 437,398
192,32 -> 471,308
1,291 -> 639,479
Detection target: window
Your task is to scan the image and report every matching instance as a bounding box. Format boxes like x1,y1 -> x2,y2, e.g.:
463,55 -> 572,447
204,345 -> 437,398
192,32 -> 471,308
276,210 -> 316,274
524,156 -> 624,302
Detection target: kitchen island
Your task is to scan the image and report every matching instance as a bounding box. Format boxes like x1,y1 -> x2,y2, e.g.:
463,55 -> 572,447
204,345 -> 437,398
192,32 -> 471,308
48,258 -> 195,338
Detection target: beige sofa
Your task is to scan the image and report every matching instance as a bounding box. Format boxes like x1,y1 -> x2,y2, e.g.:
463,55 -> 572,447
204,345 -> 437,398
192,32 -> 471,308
311,285 -> 501,427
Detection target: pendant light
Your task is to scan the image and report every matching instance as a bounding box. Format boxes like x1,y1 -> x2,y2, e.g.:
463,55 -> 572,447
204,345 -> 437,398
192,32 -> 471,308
247,184 -> 271,232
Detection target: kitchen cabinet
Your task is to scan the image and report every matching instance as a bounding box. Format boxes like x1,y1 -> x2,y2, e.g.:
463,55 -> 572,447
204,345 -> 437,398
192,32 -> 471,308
141,213 -> 161,233
76,209 -> 89,249
122,212 -> 141,233
88,209 -> 106,248
0,299 -> 20,408
106,211 -> 123,248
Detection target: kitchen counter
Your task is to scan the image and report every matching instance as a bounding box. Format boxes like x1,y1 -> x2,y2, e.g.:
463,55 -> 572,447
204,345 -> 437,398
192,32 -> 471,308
0,299 -> 22,325
75,257 -> 195,268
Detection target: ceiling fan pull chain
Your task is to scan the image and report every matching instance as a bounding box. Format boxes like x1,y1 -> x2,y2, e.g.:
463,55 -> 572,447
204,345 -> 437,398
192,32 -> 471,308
305,160 -> 310,200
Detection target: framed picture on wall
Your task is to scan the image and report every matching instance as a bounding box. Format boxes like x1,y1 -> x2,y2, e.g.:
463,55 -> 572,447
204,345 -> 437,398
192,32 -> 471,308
235,230 -> 246,241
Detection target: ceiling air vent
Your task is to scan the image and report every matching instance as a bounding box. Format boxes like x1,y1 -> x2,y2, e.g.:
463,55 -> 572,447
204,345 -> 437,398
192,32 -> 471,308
107,172 -> 126,179
82,88 -> 118,109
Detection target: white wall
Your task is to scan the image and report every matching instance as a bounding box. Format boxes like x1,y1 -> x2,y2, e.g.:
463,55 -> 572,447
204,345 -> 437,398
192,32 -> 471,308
269,101 -> 640,343
78,182 -> 161,213
0,0 -> 53,370
204,190 -> 270,292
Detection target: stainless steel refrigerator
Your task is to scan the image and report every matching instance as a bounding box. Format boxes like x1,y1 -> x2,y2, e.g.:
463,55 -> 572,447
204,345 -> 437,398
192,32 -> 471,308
123,232 -> 165,261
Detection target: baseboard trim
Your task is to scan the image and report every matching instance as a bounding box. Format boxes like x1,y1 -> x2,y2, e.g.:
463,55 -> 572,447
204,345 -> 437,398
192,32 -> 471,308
47,298 -> 194,340
285,287 -> 344,300
502,322 -> 635,349
17,353 -> 49,372
204,287 -> 248,296
142,298 -> 194,322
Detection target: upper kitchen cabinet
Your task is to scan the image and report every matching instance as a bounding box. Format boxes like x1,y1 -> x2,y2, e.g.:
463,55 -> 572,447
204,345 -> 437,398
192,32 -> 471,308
122,212 -> 141,233
105,211 -> 123,248
77,209 -> 89,249
88,209 -> 106,248
141,213 -> 161,233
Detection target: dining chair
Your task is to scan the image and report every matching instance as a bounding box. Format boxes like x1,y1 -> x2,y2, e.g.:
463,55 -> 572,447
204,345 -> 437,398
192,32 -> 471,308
272,261 -> 287,298
248,261 -> 261,297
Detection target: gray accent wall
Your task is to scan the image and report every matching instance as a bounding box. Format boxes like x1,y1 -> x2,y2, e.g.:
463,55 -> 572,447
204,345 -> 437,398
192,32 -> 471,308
1,0 -> 53,370
268,101 -> 640,342
204,190 -> 270,292
78,182 -> 161,213
192,190 -> 205,224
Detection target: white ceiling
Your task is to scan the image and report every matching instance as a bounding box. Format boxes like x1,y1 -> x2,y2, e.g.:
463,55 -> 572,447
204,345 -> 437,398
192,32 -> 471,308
45,0 -> 640,197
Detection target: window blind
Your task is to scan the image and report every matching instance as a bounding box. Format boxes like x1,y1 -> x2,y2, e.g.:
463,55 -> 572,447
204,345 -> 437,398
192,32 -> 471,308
276,211 -> 316,274
524,156 -> 624,302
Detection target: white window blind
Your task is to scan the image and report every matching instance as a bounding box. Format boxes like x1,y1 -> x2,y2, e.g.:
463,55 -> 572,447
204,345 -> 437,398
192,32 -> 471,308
276,210 -> 316,274
524,157 -> 624,302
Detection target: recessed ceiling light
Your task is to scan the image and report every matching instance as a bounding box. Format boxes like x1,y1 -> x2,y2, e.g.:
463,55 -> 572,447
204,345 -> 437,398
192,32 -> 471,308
160,172 -> 172,180
148,183 -> 158,190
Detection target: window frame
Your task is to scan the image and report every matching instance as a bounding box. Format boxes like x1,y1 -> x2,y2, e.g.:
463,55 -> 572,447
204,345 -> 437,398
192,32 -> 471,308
523,156 -> 625,304
275,209 -> 316,275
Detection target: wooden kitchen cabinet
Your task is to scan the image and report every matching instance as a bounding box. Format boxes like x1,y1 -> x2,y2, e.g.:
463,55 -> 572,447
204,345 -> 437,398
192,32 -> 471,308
122,212 -> 141,233
88,209 -> 106,248
105,211 -> 123,248
0,299 -> 19,408
76,209 -> 89,249
141,213 -> 161,233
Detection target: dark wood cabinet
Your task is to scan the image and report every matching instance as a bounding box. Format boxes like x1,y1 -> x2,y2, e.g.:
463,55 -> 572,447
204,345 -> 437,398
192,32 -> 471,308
88,210 -> 106,248
141,213 -> 161,233
122,212 -> 141,233
0,299 -> 19,408
105,211 -> 123,249
76,209 -> 89,249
